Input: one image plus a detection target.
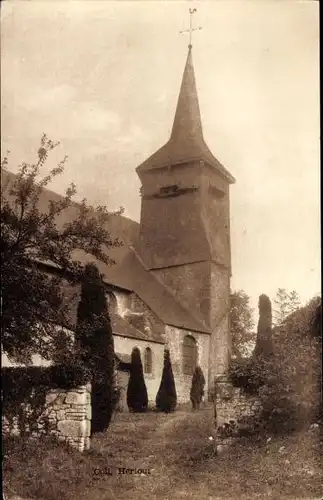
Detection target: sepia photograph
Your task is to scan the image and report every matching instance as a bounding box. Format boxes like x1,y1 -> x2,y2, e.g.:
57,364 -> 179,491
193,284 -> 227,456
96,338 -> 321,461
1,1 -> 321,499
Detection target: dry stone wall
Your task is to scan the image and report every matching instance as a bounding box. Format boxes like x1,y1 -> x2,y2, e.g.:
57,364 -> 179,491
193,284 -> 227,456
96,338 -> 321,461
215,376 -> 262,437
3,384 -> 91,452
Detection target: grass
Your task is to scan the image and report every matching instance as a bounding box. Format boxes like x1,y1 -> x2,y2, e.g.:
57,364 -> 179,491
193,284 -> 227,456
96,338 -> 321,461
3,407 -> 323,500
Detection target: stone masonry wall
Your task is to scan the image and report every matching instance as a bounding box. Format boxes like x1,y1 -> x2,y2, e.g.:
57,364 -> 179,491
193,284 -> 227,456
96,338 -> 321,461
114,335 -> 164,404
165,325 -> 210,403
215,377 -> 262,436
3,384 -> 91,452
130,293 -> 165,337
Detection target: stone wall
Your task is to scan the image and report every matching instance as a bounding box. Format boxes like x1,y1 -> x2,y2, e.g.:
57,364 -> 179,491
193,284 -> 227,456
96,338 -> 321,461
209,265 -> 231,393
3,384 -> 91,452
115,370 -> 130,412
114,335 -> 164,404
215,377 -> 262,436
130,293 -> 165,337
165,325 -> 210,403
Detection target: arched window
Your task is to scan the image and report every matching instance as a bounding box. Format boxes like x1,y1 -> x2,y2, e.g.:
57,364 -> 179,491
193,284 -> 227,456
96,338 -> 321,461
144,347 -> 152,374
183,335 -> 197,375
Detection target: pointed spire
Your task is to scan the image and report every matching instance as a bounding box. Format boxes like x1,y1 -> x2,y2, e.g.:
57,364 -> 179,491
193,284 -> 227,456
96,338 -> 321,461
136,47 -> 235,184
170,47 -> 204,144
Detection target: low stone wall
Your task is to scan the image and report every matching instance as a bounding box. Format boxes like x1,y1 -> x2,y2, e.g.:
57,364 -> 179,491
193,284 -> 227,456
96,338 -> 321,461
215,376 -> 262,437
3,384 -> 91,452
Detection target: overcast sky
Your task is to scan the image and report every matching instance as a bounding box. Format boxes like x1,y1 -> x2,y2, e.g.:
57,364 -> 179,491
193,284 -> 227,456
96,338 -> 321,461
1,1 -> 320,318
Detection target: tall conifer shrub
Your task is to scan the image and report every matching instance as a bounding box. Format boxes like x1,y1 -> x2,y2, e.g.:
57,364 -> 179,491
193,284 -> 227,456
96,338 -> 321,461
76,263 -> 115,433
156,349 -> 177,413
126,347 -> 148,412
190,366 -> 205,410
254,294 -> 274,359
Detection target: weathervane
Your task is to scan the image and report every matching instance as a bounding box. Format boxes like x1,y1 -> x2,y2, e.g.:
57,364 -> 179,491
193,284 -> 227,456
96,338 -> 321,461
180,8 -> 202,49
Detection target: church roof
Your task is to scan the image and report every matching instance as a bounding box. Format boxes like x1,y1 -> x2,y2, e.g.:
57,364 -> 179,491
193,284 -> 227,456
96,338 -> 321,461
2,169 -> 211,335
136,48 -> 235,184
111,313 -> 165,344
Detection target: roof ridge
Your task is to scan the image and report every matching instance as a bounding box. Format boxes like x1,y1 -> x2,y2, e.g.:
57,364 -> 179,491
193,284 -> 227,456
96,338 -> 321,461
1,168 -> 139,226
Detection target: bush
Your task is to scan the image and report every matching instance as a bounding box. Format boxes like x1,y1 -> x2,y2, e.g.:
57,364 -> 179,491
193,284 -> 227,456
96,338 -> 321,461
76,263 -> 115,433
156,349 -> 177,413
190,366 -> 206,410
126,347 -> 148,412
229,297 -> 322,433
2,364 -> 89,437
229,357 -> 267,395
268,296 -> 322,430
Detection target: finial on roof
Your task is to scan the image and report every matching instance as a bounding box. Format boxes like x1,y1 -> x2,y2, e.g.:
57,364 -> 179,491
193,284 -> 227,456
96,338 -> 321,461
180,8 -> 202,49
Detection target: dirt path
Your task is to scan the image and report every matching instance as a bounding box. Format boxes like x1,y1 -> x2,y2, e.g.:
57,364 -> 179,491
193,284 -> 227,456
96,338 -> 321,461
5,408 -> 322,500
154,411 -> 192,435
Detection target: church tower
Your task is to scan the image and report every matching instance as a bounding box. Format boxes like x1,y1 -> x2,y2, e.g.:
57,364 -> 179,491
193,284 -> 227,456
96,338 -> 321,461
135,44 -> 235,393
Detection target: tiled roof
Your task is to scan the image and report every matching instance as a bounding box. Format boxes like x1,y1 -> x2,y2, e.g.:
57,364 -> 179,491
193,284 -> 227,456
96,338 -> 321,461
2,169 -> 211,334
111,313 -> 165,344
136,49 -> 235,184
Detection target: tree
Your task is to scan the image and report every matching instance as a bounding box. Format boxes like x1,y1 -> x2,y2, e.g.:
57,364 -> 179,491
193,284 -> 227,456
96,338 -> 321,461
126,348 -> 148,412
273,288 -> 301,326
231,294 -> 321,432
254,294 -> 274,359
288,290 -> 301,315
273,288 -> 290,326
156,349 -> 177,413
1,134 -> 122,362
76,263 -> 115,433
230,290 -> 255,358
190,366 -> 205,410
261,296 -> 321,431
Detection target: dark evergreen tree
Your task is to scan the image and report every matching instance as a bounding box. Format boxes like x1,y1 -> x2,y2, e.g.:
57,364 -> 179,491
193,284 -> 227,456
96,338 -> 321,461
254,294 -> 274,359
190,366 -> 205,410
76,263 -> 115,433
156,349 -> 177,413
126,347 -> 148,412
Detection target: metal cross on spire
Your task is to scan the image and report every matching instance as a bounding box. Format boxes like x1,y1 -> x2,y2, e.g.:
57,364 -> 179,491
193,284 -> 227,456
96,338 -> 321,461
180,8 -> 202,49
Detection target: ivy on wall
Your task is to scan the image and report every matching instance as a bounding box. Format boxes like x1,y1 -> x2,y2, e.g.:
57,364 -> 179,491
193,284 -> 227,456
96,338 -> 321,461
2,365 -> 89,437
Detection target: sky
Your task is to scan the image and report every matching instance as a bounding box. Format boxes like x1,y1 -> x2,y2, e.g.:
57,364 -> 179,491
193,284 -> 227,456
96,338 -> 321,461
1,0 -> 320,319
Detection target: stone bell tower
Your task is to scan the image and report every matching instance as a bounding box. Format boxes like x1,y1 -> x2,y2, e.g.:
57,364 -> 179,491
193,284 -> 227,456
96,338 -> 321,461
135,44 -> 235,393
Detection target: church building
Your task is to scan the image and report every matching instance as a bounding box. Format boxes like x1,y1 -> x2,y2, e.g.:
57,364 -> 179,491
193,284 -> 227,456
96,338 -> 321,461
2,43 -> 235,406
101,43 -> 235,404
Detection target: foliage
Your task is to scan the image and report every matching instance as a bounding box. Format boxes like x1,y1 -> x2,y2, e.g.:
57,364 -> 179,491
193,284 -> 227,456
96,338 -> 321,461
190,366 -> 206,410
156,349 -> 177,413
254,294 -> 274,359
230,296 -> 322,433
229,357 -> 268,395
1,134 -> 122,362
76,263 -> 115,432
267,296 -> 322,430
127,347 -> 148,413
230,290 -> 255,358
273,288 -> 301,326
2,364 -> 89,438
